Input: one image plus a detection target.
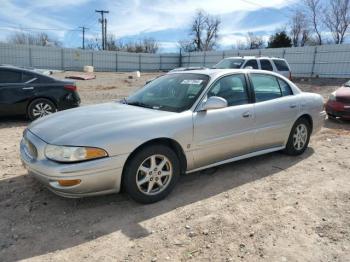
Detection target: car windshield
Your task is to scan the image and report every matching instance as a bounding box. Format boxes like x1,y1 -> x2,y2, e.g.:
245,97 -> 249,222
213,59 -> 244,69
125,73 -> 210,113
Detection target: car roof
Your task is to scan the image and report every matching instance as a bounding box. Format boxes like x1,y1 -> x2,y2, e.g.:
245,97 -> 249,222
168,68 -> 280,78
168,68 -> 301,94
223,56 -> 286,60
0,65 -> 52,78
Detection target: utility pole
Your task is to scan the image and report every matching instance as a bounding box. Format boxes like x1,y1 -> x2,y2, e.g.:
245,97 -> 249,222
104,18 -> 107,50
95,10 -> 109,50
79,26 -> 88,49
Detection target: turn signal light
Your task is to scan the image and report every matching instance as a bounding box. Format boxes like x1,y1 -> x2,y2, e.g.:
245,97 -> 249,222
58,179 -> 81,187
85,148 -> 108,159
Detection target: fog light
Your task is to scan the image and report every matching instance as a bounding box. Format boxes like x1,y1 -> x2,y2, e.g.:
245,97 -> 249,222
58,179 -> 81,187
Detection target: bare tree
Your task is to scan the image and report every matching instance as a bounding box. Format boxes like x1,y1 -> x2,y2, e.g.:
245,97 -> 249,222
178,40 -> 196,52
246,32 -> 264,49
141,37 -> 159,53
324,0 -> 350,44
94,34 -> 159,53
7,32 -> 61,47
235,39 -> 248,50
303,0 -> 323,45
203,15 -> 220,51
182,10 -> 221,52
105,34 -> 118,51
289,9 -> 309,47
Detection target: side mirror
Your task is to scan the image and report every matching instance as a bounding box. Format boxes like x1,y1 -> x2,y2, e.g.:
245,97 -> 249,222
244,66 -> 253,69
199,96 -> 228,111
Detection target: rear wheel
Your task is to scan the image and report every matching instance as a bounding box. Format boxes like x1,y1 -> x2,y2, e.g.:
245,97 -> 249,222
284,118 -> 311,155
123,145 -> 180,204
27,98 -> 57,120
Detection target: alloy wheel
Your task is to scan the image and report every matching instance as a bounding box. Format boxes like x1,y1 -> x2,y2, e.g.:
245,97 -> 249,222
32,102 -> 54,118
136,154 -> 173,195
293,123 -> 308,151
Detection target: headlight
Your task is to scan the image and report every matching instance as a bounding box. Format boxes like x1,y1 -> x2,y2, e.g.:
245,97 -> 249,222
329,92 -> 336,101
45,145 -> 108,163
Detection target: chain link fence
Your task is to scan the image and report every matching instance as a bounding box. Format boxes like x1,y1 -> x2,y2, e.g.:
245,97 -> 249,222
181,44 -> 350,78
0,43 -> 180,72
1,43 -> 350,78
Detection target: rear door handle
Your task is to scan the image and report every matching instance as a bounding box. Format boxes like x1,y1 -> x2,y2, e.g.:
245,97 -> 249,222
289,104 -> 297,109
242,111 -> 251,118
22,87 -> 34,90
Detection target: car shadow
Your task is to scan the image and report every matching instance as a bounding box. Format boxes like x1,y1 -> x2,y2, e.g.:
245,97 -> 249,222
0,148 -> 314,261
324,117 -> 350,131
0,116 -> 29,127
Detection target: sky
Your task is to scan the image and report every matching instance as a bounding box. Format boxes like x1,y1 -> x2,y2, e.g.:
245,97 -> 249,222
0,0 -> 299,52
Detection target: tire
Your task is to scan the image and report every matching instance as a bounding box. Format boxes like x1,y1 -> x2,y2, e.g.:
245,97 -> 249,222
123,145 -> 180,204
327,113 -> 336,120
284,118 -> 311,156
27,98 -> 57,120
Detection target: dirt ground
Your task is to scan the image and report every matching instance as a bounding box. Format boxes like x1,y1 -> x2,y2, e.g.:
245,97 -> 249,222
0,72 -> 349,262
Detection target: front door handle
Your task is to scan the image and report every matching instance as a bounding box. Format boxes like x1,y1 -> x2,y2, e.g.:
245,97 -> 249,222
242,111 -> 251,118
22,87 -> 34,90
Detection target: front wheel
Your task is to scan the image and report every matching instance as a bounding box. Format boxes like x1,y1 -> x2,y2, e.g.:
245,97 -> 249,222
27,98 -> 57,120
123,145 -> 180,204
284,118 -> 311,155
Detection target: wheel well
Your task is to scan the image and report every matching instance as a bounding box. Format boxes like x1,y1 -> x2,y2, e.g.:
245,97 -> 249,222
299,114 -> 313,132
122,138 -> 187,183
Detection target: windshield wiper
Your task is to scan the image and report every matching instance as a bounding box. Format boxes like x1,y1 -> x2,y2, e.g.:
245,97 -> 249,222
127,101 -> 153,109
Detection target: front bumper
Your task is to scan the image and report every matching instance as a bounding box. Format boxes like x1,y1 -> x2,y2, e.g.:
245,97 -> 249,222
313,110 -> 327,134
20,130 -> 129,198
326,101 -> 350,119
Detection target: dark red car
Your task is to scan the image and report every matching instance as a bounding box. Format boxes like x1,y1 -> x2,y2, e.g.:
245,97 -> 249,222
326,81 -> 350,120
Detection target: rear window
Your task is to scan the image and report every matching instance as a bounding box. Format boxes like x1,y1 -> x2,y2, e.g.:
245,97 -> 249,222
214,59 -> 244,69
22,72 -> 36,83
273,59 -> 290,71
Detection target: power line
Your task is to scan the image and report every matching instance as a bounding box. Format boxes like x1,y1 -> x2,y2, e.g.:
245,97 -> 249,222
0,25 -> 80,32
238,0 -> 291,16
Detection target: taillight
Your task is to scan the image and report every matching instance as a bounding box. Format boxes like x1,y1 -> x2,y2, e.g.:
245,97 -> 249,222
64,85 -> 77,91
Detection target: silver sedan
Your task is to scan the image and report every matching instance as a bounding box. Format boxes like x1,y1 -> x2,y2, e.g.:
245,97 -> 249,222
20,69 -> 326,203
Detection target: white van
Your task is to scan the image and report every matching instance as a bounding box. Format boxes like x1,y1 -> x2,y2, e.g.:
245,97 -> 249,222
213,56 -> 292,79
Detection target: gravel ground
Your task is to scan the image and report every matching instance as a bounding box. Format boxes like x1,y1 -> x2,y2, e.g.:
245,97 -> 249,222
0,72 -> 349,262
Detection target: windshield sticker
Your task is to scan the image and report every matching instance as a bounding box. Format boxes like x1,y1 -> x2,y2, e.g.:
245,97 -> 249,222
181,79 -> 203,85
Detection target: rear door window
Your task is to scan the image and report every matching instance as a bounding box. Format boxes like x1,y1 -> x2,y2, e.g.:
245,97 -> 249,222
244,60 -> 259,69
250,74 -> 282,102
260,59 -> 273,71
0,70 -> 22,83
277,78 -> 293,96
273,59 -> 290,71
22,72 -> 37,83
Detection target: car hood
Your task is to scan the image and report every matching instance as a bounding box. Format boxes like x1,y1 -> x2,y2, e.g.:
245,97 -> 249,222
28,102 -> 175,145
336,87 -> 350,102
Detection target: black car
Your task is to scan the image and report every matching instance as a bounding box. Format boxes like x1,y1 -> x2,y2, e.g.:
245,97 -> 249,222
0,65 -> 80,120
